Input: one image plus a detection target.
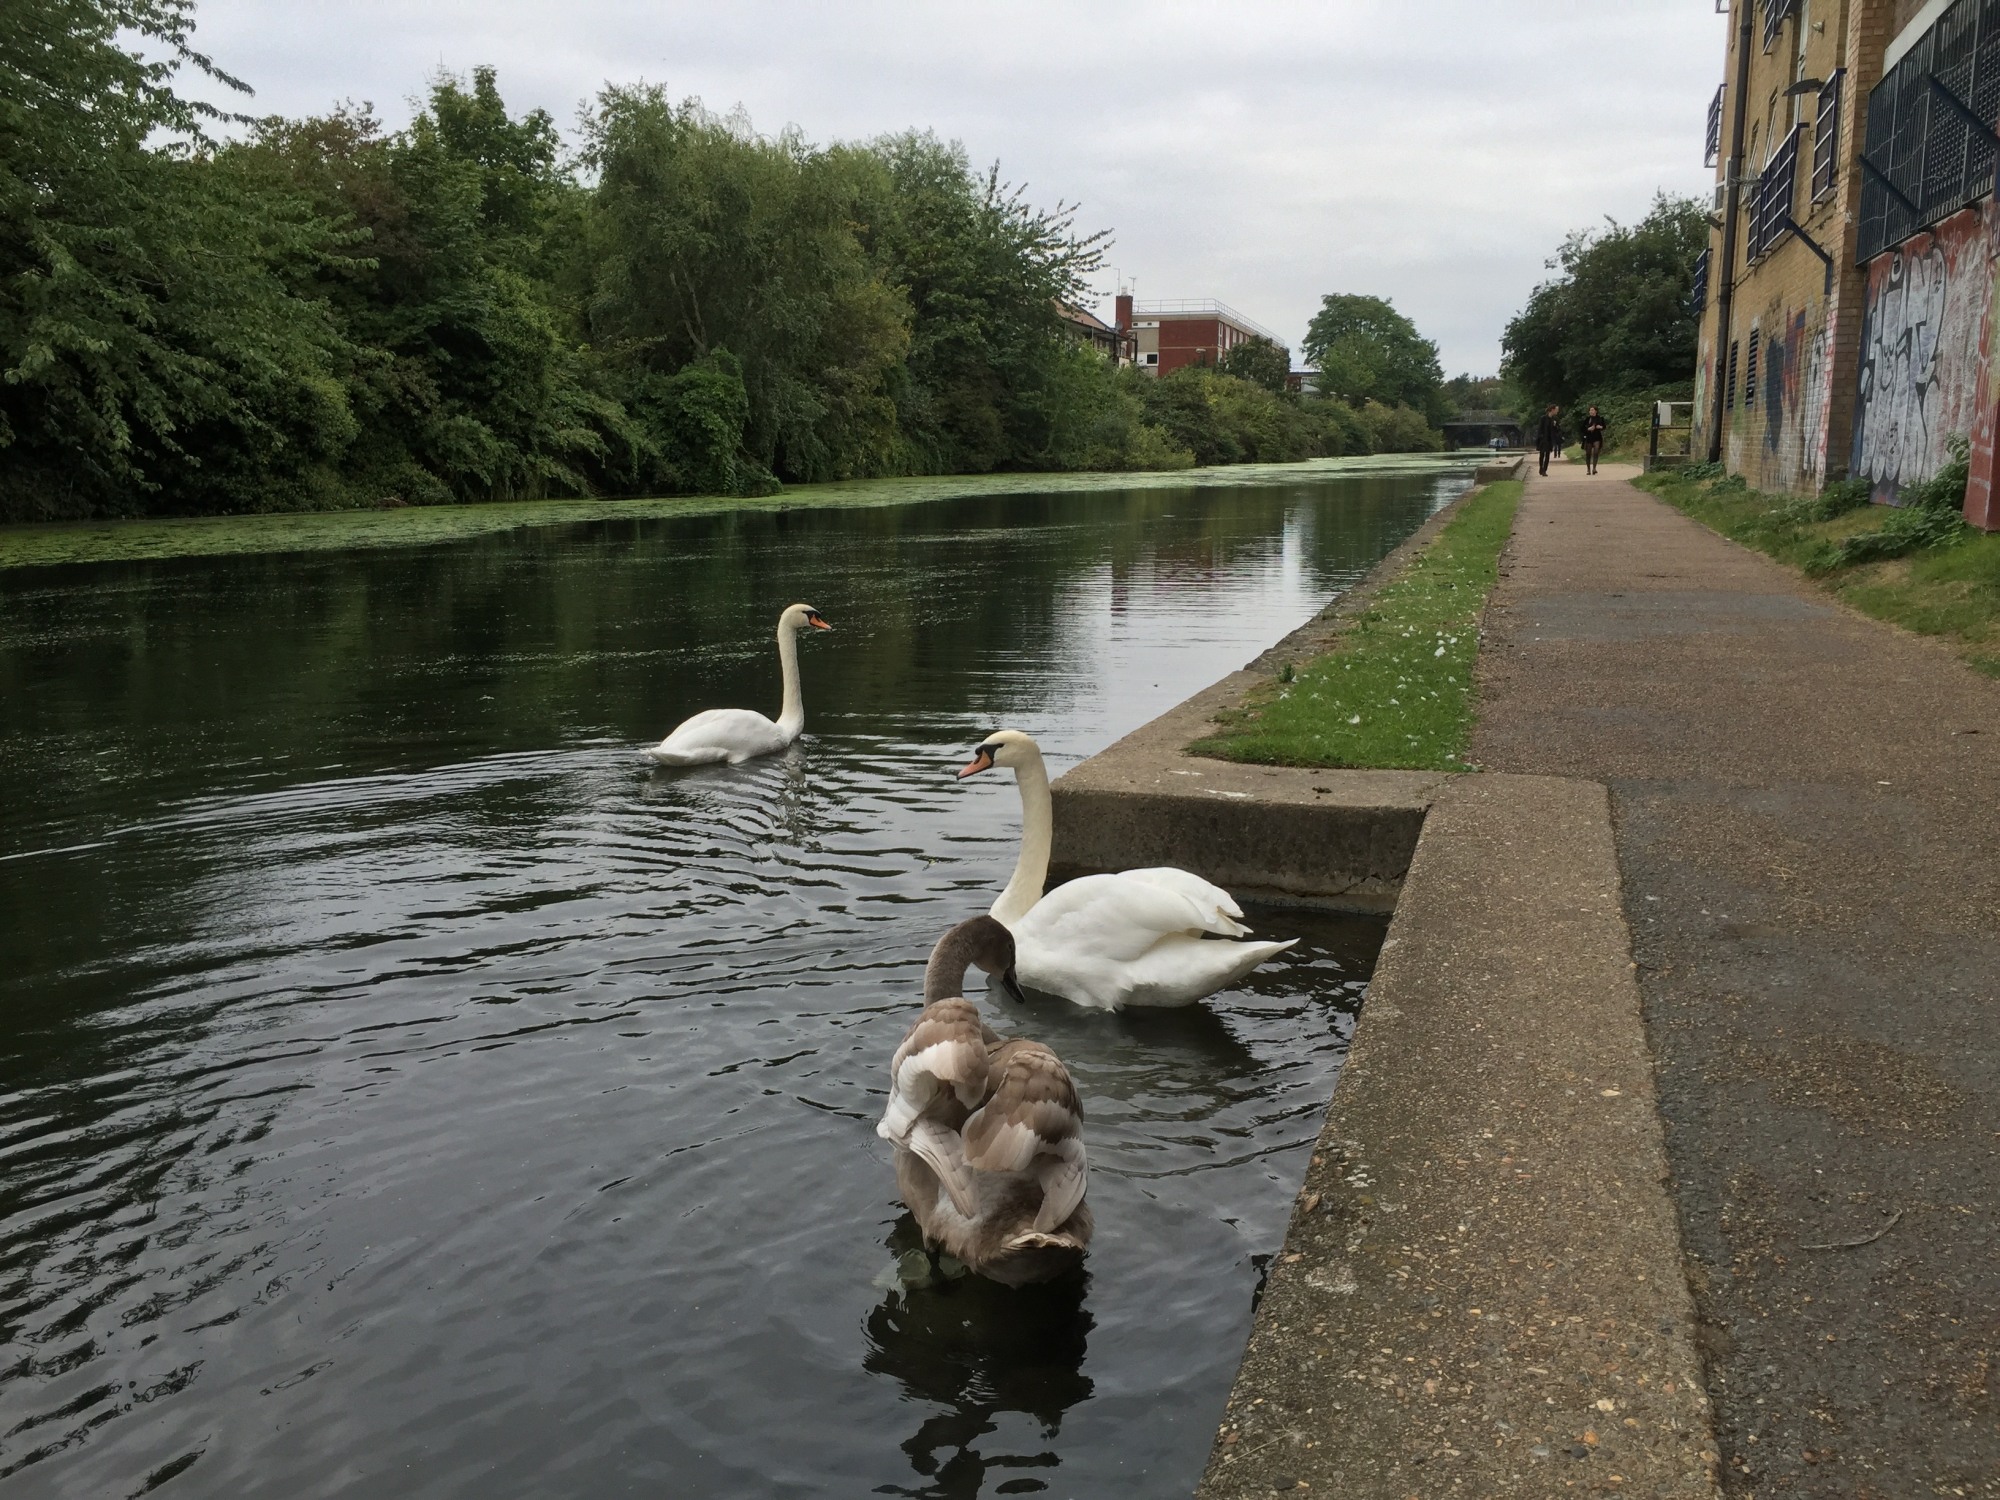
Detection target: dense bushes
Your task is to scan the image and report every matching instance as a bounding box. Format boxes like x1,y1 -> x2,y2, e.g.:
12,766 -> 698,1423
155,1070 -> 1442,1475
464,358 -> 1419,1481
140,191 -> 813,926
0,3 -> 1440,521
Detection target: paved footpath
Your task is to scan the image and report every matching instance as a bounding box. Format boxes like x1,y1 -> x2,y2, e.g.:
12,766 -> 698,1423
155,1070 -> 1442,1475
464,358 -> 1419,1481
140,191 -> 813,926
1473,458 -> 2000,1497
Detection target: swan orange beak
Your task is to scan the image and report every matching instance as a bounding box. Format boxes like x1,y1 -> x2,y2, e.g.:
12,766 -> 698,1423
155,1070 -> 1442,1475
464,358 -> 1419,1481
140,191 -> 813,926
805,611 -> 832,631
956,746 -> 996,779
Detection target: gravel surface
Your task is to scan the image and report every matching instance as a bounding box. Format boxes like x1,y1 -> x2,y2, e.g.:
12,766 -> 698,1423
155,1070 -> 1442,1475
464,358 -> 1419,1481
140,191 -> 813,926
1473,460 -> 2000,1498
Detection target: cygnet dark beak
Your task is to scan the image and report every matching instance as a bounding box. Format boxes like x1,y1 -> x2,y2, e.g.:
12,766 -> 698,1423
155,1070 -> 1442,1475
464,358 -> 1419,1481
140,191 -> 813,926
997,967 -> 1026,1005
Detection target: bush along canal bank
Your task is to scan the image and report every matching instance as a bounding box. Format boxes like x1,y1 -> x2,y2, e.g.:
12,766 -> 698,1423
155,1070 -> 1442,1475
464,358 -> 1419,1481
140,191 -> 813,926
1635,459 -> 2000,677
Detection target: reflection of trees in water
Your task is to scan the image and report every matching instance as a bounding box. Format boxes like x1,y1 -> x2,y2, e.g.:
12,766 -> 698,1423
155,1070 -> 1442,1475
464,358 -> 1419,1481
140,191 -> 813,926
863,1216 -> 1093,1499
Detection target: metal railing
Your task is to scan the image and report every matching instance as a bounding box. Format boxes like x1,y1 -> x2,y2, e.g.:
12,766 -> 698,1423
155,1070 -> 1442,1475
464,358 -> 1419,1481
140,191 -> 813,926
1692,246 -> 1711,312
1706,84 -> 1725,167
1763,0 -> 1798,52
1811,71 -> 1844,200
1747,126 -> 1801,261
1857,0 -> 2000,262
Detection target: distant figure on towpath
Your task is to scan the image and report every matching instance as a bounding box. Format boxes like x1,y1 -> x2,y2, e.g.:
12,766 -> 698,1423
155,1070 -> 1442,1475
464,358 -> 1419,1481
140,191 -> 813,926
1580,405 -> 1607,474
1534,404 -> 1562,476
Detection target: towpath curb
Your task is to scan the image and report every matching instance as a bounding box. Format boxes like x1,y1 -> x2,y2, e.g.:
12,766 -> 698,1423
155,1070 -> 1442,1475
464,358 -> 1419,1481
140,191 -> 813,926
1192,774 -> 1720,1498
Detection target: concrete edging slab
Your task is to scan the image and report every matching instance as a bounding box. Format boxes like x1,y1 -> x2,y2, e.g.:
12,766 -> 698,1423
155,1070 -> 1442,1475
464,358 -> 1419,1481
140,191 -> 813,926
1193,774 -> 1719,1497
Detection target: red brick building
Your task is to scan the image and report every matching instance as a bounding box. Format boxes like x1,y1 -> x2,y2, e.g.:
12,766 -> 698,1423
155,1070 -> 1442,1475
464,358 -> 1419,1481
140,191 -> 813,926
1113,295 -> 1288,376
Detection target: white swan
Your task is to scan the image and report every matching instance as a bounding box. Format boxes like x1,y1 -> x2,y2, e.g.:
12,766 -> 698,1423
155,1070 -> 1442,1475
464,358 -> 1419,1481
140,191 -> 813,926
878,917 -> 1091,1287
956,729 -> 1296,1010
643,603 -> 832,766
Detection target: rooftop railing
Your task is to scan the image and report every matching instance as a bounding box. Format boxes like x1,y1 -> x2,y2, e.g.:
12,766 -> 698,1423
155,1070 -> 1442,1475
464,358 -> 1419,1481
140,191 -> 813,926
1130,300 -> 1287,348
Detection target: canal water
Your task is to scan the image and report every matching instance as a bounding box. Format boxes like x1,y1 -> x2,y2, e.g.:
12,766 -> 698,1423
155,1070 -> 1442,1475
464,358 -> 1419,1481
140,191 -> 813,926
0,460 -> 1471,1498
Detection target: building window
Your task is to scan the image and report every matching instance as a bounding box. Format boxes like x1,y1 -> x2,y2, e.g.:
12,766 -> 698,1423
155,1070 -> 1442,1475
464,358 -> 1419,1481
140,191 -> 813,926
1763,0 -> 1799,53
1811,71 -> 1844,201
1143,353 -> 1159,366
1692,247 -> 1712,312
1748,126 -> 1802,260
1706,84 -> 1725,168
1727,340 -> 1740,409
1745,330 -> 1761,407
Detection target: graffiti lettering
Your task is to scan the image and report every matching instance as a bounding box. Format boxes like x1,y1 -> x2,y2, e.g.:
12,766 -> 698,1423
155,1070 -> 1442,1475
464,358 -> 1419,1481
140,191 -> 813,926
1799,321 -> 1830,486
1854,245 -> 1949,490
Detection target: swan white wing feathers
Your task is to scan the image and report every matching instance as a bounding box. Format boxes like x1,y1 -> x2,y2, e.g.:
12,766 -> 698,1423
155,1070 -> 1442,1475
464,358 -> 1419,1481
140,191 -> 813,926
877,999 -> 991,1145
1007,872 -> 1225,962
1006,870 -> 1296,1007
903,1118 -> 979,1220
644,708 -> 788,766
1117,867 -> 1253,937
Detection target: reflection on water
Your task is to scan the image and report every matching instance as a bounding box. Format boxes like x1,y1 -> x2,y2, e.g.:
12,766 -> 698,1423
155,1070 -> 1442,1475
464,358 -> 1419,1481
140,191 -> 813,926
866,1218 -> 1094,1500
0,466 -> 1460,1496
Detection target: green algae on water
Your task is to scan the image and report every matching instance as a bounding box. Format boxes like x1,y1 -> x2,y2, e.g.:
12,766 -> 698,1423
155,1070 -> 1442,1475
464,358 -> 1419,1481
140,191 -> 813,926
0,455 -> 1480,573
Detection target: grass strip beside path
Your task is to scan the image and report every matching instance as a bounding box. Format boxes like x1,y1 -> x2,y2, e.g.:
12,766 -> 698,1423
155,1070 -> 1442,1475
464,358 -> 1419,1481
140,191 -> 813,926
1634,470 -> 2000,678
1191,479 -> 1523,770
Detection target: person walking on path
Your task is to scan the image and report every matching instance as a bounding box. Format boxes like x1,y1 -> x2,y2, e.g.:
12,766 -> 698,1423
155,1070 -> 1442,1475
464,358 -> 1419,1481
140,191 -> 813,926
1580,405 -> 1607,474
1534,404 -> 1562,476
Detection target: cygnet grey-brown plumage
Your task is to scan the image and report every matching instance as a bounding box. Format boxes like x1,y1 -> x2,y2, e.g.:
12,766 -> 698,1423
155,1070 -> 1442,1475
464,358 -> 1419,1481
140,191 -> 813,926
882,917 -> 1091,1285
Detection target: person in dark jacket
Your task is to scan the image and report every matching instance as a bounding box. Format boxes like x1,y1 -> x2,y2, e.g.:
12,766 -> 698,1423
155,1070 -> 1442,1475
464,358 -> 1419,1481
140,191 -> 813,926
1580,405 -> 1607,474
1535,405 -> 1562,475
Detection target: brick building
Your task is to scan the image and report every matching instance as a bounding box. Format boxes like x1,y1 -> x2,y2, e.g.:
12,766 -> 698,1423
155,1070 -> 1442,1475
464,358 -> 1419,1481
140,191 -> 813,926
1056,302 -> 1135,363
1695,0 -> 2000,529
1112,296 -> 1288,376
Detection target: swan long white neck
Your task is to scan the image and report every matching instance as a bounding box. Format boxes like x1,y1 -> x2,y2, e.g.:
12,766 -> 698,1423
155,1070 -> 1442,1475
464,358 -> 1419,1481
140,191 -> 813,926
775,620 -> 804,739
992,745 -> 1052,927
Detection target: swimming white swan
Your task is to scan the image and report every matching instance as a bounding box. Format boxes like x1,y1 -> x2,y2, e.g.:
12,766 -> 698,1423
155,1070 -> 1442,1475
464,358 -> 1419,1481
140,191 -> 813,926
956,729 -> 1295,1010
878,917 -> 1091,1286
643,603 -> 832,766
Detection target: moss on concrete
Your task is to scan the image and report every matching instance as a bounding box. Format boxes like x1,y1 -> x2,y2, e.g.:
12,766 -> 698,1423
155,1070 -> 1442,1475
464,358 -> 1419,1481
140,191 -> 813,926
1190,480 -> 1523,770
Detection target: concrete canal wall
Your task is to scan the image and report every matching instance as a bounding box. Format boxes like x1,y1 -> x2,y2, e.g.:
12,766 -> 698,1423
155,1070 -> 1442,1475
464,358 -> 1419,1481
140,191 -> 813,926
1043,461 -> 1723,1496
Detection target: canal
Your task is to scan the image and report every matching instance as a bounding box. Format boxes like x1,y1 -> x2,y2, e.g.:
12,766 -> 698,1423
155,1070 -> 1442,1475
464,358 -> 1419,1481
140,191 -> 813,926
0,458 -> 1471,1498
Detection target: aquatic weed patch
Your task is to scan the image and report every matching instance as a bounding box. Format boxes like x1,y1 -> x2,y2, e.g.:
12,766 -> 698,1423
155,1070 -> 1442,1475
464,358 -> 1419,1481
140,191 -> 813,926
0,454 -> 1482,572
1191,480 -> 1522,770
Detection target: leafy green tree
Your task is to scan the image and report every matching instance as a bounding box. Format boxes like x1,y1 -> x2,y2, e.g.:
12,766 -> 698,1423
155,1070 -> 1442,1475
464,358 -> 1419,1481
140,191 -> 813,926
0,0 -> 361,518
1501,193 -> 1707,410
580,88 -> 910,485
1219,336 -> 1290,394
858,131 -> 1107,473
1301,294 -> 1443,414
4,2 -> 1441,521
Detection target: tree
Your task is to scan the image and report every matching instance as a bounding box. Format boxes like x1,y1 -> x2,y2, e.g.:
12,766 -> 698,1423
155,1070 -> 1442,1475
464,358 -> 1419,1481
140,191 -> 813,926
1301,294 -> 1442,414
1501,193 -> 1707,411
0,0 -> 360,518
1218,335 -> 1289,394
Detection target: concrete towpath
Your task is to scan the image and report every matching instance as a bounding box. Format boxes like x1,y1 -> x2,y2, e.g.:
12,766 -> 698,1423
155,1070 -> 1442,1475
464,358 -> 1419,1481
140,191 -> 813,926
1472,458 -> 2000,1496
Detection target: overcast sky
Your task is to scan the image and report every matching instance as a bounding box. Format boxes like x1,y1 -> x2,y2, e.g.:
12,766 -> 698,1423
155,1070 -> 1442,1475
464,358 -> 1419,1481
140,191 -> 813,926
183,1 -> 1722,376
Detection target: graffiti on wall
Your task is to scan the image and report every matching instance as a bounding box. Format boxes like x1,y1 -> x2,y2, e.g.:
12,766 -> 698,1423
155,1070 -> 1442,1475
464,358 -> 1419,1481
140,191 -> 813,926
1852,202 -> 1999,496
1741,307 -> 1833,491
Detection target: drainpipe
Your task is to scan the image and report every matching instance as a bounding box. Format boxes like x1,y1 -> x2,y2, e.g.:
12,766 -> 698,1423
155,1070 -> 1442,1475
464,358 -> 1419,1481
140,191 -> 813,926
1708,0 -> 1757,464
